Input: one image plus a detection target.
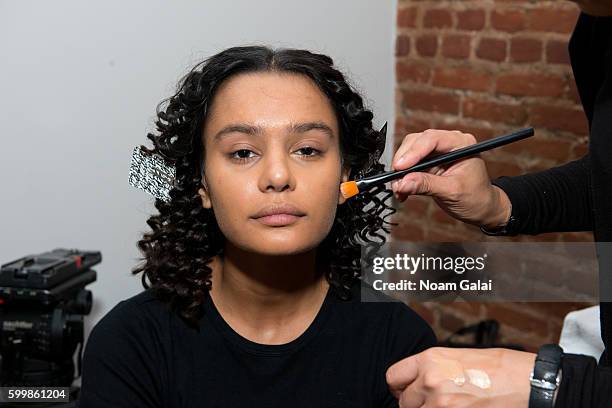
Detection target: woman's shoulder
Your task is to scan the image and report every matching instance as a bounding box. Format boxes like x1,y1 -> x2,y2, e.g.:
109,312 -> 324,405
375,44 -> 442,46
348,280 -> 437,350
80,289 -> 169,406
97,288 -> 168,323
86,288 -> 174,350
352,280 -> 430,321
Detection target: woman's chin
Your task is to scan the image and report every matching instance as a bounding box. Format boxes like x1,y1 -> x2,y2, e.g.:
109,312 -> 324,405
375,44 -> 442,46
240,235 -> 321,256
224,220 -> 331,256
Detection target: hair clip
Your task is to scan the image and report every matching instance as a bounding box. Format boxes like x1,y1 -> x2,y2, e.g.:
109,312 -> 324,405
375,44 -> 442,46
357,122 -> 387,180
128,146 -> 176,202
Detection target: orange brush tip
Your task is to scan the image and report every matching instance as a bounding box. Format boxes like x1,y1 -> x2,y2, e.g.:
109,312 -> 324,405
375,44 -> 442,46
340,181 -> 359,199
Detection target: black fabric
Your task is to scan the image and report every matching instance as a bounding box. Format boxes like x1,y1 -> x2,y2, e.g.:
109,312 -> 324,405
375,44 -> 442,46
77,281 -> 435,407
492,156 -> 593,235
555,353 -> 612,408
491,12 -> 612,407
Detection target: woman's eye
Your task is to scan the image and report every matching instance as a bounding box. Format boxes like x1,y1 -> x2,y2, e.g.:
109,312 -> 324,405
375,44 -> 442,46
295,147 -> 321,157
230,149 -> 257,162
229,147 -> 321,163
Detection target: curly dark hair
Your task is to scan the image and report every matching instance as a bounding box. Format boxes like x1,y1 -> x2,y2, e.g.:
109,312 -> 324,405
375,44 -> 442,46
133,45 -> 396,328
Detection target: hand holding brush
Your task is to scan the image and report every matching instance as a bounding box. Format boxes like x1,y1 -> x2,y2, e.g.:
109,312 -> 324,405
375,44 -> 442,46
340,127 -> 535,229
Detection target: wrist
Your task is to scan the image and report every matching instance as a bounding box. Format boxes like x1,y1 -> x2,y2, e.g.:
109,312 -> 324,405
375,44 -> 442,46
480,185 -> 512,229
529,344 -> 563,408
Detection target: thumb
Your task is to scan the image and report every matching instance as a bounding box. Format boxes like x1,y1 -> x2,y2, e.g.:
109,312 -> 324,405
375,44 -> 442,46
396,172 -> 455,198
386,354 -> 420,399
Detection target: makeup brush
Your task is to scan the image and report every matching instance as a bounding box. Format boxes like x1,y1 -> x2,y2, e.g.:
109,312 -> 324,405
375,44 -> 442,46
340,127 -> 535,200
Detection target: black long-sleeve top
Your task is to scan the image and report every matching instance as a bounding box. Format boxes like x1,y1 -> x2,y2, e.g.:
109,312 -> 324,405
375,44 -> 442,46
491,13 -> 612,408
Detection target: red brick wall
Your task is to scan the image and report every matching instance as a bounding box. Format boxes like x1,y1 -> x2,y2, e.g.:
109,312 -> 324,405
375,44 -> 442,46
393,0 -> 593,351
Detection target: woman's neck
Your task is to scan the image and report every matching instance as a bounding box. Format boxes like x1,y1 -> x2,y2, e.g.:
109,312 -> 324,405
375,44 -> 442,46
208,243 -> 329,345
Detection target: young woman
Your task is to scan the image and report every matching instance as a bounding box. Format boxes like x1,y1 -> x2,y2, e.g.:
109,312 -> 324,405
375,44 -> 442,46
78,46 -> 435,407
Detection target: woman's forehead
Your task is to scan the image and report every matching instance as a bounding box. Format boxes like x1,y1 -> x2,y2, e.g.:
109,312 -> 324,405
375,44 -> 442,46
205,72 -> 338,131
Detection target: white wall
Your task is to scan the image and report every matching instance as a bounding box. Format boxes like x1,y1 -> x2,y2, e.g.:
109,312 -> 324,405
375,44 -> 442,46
0,0 -> 397,340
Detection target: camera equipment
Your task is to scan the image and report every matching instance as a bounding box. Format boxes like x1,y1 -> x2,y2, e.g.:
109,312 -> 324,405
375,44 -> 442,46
0,248 -> 99,404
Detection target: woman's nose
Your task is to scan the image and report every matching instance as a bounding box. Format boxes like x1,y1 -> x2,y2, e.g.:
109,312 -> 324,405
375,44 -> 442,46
258,149 -> 296,193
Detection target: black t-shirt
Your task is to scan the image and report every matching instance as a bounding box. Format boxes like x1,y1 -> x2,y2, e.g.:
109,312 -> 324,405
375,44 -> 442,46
78,280 -> 435,407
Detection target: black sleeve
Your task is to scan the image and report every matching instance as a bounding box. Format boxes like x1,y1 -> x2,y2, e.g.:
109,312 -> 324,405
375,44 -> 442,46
491,154 -> 593,235
554,354 -> 612,408
77,301 -> 165,408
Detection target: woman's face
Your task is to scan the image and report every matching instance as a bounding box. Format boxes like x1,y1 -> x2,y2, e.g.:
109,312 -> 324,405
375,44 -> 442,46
199,72 -> 349,256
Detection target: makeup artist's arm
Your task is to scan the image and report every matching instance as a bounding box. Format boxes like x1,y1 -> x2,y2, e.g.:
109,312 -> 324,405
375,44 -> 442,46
490,155 -> 593,234
391,130 -> 593,234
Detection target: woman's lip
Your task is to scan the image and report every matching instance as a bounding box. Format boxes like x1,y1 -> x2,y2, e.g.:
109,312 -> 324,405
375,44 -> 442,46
253,213 -> 304,226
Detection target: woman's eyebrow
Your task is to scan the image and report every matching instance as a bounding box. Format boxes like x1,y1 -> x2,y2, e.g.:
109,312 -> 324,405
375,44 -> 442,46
213,121 -> 335,141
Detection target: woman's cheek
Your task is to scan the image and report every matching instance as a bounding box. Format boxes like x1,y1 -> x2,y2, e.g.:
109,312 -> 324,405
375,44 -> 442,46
312,181 -> 341,228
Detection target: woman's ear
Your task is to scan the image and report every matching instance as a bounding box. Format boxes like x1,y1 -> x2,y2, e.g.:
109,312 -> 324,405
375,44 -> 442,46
197,177 -> 212,209
338,167 -> 350,205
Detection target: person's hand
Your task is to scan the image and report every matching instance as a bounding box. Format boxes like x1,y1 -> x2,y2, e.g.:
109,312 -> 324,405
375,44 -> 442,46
386,347 -> 536,408
391,129 -> 511,229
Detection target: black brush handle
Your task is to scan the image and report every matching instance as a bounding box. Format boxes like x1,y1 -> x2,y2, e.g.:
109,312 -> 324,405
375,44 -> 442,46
358,127 -> 534,188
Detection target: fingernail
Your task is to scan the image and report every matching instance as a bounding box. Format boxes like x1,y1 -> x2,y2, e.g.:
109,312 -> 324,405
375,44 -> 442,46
396,154 -> 408,167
